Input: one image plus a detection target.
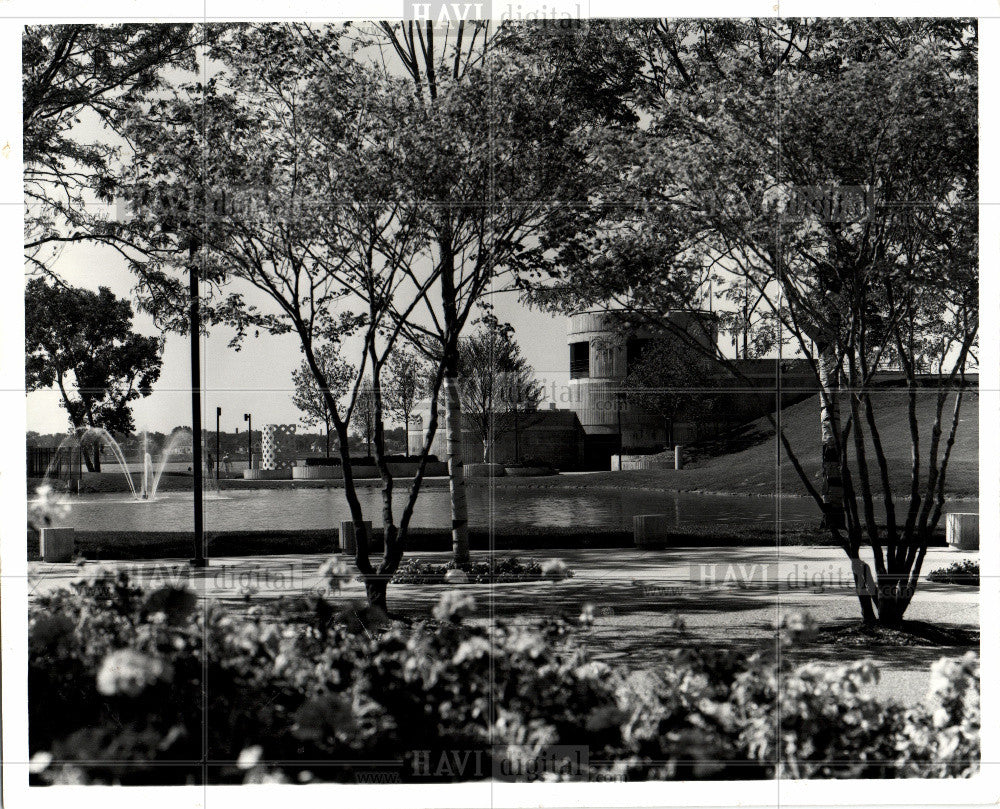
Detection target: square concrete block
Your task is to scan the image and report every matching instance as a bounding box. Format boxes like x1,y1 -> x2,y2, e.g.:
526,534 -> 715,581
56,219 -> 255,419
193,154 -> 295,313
946,512 -> 978,551
40,527 -> 75,562
339,520 -> 373,554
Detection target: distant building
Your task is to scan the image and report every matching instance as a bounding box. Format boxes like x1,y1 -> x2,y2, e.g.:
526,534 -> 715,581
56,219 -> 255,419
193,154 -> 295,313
566,309 -> 819,469
567,309 -> 717,465
407,308 -> 823,472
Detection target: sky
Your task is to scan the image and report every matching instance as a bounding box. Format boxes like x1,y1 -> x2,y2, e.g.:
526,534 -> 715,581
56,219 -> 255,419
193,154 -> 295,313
25,238 -> 574,434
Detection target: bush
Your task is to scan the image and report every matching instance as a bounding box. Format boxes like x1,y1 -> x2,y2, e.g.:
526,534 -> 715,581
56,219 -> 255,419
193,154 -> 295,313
28,579 -> 979,785
390,556 -> 573,584
927,560 -> 979,587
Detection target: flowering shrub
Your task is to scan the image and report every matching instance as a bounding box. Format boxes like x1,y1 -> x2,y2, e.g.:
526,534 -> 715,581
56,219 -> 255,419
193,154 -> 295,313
29,570 -> 204,784
28,579 -> 979,784
897,652 -> 980,777
927,560 -> 979,587
28,483 -> 71,532
390,556 -> 573,584
735,659 -> 901,778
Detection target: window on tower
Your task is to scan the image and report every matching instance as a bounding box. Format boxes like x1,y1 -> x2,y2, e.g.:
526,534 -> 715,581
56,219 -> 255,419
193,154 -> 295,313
569,341 -> 590,379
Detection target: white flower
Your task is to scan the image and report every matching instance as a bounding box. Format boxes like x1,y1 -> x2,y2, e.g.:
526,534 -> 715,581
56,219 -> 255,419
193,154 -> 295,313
96,649 -> 172,697
453,636 -> 492,664
29,484 -> 70,527
433,591 -> 476,622
505,628 -> 545,657
928,656 -> 960,697
540,558 -> 569,581
29,751 -> 52,774
317,556 -> 352,593
237,745 -> 264,770
578,603 -> 595,627
575,660 -> 612,680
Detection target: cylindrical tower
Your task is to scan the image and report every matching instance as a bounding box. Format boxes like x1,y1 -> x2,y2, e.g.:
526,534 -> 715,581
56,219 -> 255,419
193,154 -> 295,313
566,309 -> 717,457
260,424 -> 296,470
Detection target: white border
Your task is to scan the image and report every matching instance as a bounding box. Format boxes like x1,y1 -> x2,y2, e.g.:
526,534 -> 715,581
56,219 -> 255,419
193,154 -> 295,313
2,3 -> 998,808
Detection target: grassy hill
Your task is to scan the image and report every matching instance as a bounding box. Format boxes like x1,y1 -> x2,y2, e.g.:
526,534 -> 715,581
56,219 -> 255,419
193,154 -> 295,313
497,389 -> 979,500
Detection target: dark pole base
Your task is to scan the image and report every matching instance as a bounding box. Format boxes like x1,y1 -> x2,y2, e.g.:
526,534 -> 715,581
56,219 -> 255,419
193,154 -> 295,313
189,556 -> 208,568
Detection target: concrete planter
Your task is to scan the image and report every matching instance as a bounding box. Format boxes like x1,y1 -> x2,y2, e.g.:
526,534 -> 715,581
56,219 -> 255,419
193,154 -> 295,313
946,512 -> 978,551
504,466 -> 557,477
339,520 -> 375,554
243,469 -> 293,480
387,461 -> 449,477
40,527 -> 75,562
633,514 -> 671,549
466,463 -> 506,478
614,452 -> 683,471
291,461 -> 448,480
292,465 -> 344,480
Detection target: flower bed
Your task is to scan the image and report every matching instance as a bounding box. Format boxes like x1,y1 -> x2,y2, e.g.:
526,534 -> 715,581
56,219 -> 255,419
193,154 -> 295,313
389,556 -> 573,584
28,570 -> 979,785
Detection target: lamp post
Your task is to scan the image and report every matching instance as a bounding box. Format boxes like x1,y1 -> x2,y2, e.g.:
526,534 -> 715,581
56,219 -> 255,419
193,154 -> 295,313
244,413 -> 252,470
189,242 -> 206,568
216,407 -> 221,480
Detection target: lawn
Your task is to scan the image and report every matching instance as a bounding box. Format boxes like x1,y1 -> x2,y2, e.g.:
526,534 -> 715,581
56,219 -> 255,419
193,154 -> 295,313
495,389 -> 979,499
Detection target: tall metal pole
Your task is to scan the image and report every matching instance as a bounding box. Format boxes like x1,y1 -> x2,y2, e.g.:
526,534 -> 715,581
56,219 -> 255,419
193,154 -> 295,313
244,413 -> 252,469
189,245 -> 206,567
215,407 -> 221,479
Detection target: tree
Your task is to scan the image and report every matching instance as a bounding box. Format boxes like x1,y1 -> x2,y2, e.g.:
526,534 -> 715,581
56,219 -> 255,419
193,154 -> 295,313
457,315 -> 543,463
107,22 -> 646,606
536,18 -> 977,625
291,343 -> 354,457
383,347 -> 429,452
25,277 -> 163,471
23,24 -> 196,276
371,20 -> 630,564
623,335 -> 721,448
112,24 -> 455,610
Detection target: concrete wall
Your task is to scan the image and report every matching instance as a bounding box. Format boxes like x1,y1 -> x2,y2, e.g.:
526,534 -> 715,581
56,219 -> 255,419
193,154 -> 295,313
409,408 -> 586,469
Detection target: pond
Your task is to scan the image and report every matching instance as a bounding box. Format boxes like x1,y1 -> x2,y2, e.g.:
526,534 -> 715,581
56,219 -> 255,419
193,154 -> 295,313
34,486 -> 976,533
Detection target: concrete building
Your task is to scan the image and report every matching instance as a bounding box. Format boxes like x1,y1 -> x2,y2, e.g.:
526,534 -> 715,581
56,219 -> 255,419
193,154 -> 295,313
566,309 -> 719,464
407,309 -> 822,472
565,309 -> 820,468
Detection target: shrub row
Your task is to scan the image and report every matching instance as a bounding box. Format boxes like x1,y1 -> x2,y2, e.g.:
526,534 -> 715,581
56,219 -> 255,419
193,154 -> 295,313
28,570 -> 979,784
389,556 -> 572,584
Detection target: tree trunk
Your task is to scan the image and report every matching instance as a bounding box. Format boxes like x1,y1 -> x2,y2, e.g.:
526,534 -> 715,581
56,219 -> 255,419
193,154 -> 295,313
325,423 -> 331,457
365,574 -> 389,612
444,373 -> 470,566
817,344 -> 844,530
875,579 -> 907,627
80,443 -> 97,473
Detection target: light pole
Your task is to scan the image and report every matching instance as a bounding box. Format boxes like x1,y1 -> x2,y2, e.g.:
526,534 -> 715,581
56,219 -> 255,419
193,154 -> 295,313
216,407 -> 221,480
244,413 -> 252,469
189,242 -> 206,568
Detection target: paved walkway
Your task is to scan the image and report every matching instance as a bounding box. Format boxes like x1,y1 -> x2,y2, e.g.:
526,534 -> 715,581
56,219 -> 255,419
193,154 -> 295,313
28,545 -> 978,705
